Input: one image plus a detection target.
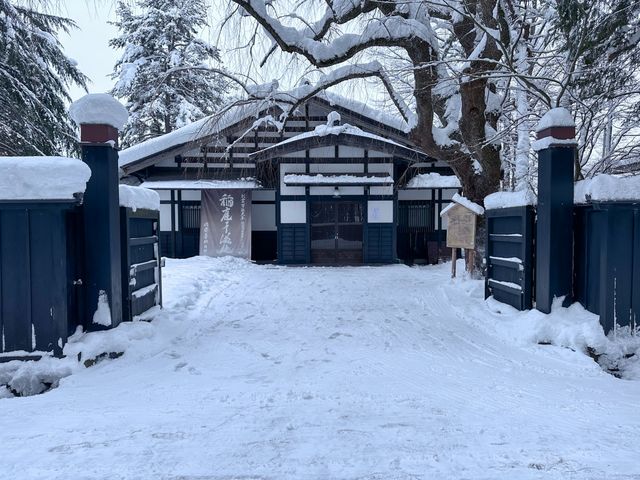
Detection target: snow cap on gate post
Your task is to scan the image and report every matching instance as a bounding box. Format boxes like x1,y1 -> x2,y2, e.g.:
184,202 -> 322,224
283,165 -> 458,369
69,93 -> 128,148
69,93 -> 128,332
533,107 -> 577,314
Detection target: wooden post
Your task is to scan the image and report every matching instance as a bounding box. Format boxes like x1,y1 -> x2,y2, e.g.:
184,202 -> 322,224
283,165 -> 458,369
451,248 -> 457,278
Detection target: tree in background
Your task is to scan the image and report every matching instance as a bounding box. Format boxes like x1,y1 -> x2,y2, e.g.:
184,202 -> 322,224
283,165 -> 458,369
221,0 -> 640,268
0,0 -> 87,156
110,0 -> 228,147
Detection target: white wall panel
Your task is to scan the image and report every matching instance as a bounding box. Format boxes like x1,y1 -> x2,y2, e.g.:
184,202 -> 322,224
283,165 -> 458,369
252,204 -> 276,231
252,189 -> 275,201
340,146 -> 364,157
280,201 -> 307,223
310,163 -> 364,173
309,146 -> 335,158
309,186 -> 364,196
280,163 -> 306,196
367,200 -> 394,223
159,204 -> 172,231
398,189 -> 432,200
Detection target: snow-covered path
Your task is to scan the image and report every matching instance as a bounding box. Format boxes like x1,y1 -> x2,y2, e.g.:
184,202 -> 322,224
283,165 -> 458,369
2,258 -> 640,479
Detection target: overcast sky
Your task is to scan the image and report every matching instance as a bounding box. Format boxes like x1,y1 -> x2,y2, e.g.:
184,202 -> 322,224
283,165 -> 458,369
57,1 -> 391,113
60,2 -> 120,101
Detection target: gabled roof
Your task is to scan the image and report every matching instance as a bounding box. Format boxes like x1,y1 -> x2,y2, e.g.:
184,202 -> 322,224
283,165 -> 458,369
250,122 -> 430,163
118,92 -> 412,173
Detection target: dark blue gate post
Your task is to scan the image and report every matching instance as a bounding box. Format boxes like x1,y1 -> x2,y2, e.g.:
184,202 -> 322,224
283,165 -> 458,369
70,94 -> 129,330
534,108 -> 577,313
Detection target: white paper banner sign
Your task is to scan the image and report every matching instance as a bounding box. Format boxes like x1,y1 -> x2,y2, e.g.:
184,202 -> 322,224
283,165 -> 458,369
200,189 -> 251,258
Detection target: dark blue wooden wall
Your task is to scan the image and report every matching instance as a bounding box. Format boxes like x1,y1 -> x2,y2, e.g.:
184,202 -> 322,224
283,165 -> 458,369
574,203 -> 640,332
0,203 -> 77,356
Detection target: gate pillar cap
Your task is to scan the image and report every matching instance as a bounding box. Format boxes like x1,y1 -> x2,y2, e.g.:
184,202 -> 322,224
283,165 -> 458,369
535,107 -> 575,140
69,94 -> 128,147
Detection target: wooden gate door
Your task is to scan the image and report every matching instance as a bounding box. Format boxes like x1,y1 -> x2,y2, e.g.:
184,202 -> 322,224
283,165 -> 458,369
310,201 -> 363,264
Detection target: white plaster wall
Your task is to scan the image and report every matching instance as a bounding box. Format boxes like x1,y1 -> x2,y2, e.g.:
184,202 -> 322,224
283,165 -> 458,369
280,201 -> 307,223
280,163 -> 306,196
310,163 -> 364,173
309,146 -> 335,158
368,200 -> 394,223
368,149 -> 392,158
442,188 -> 458,200
252,204 -> 276,231
181,190 -> 201,201
398,189 -> 432,200
310,186 -> 364,196
159,204 -> 172,231
157,189 -> 171,200
340,146 -> 364,157
252,189 -> 275,201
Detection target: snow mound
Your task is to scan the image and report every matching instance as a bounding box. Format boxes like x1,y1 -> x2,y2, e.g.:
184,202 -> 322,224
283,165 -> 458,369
69,93 -> 129,130
407,172 -> 461,189
575,174 -> 640,203
119,184 -> 160,211
485,189 -> 536,210
535,107 -> 575,132
0,156 -> 91,200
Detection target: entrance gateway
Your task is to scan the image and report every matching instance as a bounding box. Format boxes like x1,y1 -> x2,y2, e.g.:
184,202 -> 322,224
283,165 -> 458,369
310,201 -> 364,264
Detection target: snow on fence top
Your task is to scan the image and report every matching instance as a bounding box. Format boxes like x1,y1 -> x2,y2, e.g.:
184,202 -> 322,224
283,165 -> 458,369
574,174 -> 640,203
535,107 -> 575,132
69,93 -> 129,130
484,189 -> 537,210
406,172 -> 461,189
119,185 -> 160,212
440,193 -> 484,217
0,156 -> 91,201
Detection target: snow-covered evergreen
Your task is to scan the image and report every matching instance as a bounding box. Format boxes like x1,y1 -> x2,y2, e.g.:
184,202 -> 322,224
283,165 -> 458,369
0,0 -> 87,156
110,0 -> 228,147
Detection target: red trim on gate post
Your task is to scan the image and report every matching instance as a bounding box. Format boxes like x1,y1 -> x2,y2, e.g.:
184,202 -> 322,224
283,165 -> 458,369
536,126 -> 576,141
79,124 -> 120,147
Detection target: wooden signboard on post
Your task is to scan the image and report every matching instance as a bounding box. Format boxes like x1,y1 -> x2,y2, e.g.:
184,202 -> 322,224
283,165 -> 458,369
440,194 -> 484,277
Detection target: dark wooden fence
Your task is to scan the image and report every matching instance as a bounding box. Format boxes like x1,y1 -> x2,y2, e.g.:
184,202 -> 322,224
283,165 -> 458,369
120,207 -> 163,322
574,202 -> 640,332
485,206 -> 535,310
0,201 -> 81,358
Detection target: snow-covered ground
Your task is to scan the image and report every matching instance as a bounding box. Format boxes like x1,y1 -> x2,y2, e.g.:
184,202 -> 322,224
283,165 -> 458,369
2,257 -> 640,479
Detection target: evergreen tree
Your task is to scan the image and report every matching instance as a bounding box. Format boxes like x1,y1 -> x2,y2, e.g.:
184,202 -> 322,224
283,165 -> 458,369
0,0 -> 87,156
110,0 -> 227,147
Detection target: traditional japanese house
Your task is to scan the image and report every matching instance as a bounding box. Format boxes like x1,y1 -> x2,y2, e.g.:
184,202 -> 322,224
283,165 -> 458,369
118,93 -> 461,265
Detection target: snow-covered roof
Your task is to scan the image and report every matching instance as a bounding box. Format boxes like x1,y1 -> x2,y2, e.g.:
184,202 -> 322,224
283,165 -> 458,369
252,118 -> 426,163
406,173 -> 461,189
0,156 -> 91,201
535,107 -> 575,132
118,93 -> 410,169
284,173 -> 393,185
140,179 -> 259,190
574,174 -> 640,203
484,189 -> 537,210
69,94 -> 129,130
319,91 -> 408,133
440,193 -> 484,216
119,185 -> 160,212
118,103 -> 261,168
